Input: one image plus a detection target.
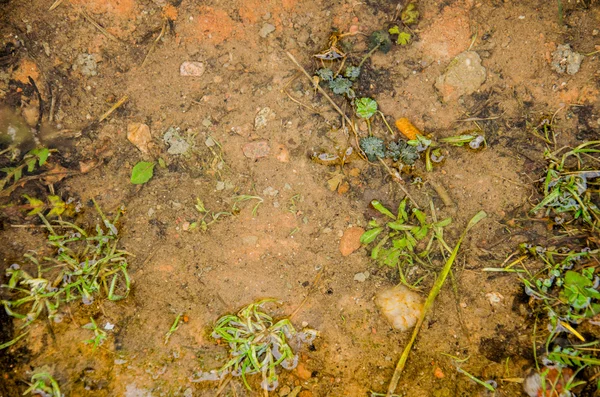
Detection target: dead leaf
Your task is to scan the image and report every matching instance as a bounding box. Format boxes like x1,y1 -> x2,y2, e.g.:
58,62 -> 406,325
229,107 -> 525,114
42,164 -> 70,184
327,173 -> 344,191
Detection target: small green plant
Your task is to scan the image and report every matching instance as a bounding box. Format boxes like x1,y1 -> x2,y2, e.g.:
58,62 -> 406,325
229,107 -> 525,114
1,201 -> 131,348
164,312 -> 183,345
359,137 -> 385,162
189,198 -> 232,231
0,147 -> 50,191
401,3 -> 420,25
130,161 -> 155,184
344,65 -> 361,81
192,299 -> 317,391
232,195 -> 264,217
530,141 -> 600,230
356,97 -> 378,120
388,26 -> 411,46
329,76 -> 354,98
361,199 -> 451,286
20,194 -> 77,217
23,371 -> 62,397
520,244 -> 600,324
83,317 -> 107,351
386,140 -> 419,165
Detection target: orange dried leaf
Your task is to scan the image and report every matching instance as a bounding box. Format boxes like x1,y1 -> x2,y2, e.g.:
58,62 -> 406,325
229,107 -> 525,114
395,117 -> 421,140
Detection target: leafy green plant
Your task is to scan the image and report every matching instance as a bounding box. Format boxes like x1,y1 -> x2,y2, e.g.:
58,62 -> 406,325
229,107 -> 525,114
531,141 -> 600,229
83,317 -> 107,351
386,141 -> 419,165
23,372 -> 62,397
519,244 -> 600,324
316,68 -> 333,82
361,199 -> 451,286
401,3 -> 420,25
344,65 -> 361,81
329,76 -> 354,98
232,195 -> 264,217
0,147 -> 50,191
131,161 -> 155,184
356,97 -> 378,119
359,137 -> 385,162
189,197 -> 232,231
1,201 -> 131,348
388,26 -> 411,46
21,194 -> 77,218
192,299 -> 317,391
164,312 -> 183,345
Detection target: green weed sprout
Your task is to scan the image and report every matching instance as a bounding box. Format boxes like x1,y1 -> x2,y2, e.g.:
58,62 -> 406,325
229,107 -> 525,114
0,147 -> 50,192
1,202 -> 131,348
192,299 -> 317,391
23,372 -> 62,397
361,199 -> 451,286
83,317 -> 107,351
531,141 -> 600,230
232,195 -> 264,217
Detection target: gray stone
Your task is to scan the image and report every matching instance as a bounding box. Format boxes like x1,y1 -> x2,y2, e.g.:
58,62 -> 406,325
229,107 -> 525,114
163,127 -> 190,155
73,53 -> 98,77
551,44 -> 584,75
435,51 -> 486,102
259,23 -> 276,38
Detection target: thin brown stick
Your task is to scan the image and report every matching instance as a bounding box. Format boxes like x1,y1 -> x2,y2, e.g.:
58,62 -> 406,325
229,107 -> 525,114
285,51 -> 369,161
286,51 -> 353,127
80,9 -> 119,42
142,20 -> 168,68
98,95 -> 128,122
49,0 -> 64,11
377,157 -> 419,208
455,116 -> 501,122
288,267 -> 324,320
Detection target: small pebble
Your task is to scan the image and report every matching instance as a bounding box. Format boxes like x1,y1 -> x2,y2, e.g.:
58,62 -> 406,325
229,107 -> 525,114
243,141 -> 270,159
259,23 -> 276,38
339,227 -> 364,256
180,61 -> 205,77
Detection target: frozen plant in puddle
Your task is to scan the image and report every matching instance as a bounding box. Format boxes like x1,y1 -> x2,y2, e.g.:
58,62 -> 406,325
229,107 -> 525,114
192,299 -> 317,391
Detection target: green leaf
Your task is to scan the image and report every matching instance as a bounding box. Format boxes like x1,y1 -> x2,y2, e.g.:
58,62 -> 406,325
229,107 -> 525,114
388,26 -> 400,35
355,97 -> 378,119
401,3 -> 420,25
371,200 -> 396,219
329,76 -> 353,95
158,158 -> 167,168
23,194 -> 45,216
29,148 -> 50,166
47,195 -> 66,217
360,227 -> 383,244
397,31 -> 412,46
131,162 -> 155,185
344,65 -> 361,81
25,158 -> 37,173
13,167 -> 22,183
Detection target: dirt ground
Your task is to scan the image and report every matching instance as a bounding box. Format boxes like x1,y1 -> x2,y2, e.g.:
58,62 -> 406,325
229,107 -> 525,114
1,0 -> 599,396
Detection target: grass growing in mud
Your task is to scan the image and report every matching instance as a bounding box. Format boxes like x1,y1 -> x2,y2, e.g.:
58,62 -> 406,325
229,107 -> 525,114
192,299 -> 317,392
490,140 -> 600,396
1,200 -> 131,348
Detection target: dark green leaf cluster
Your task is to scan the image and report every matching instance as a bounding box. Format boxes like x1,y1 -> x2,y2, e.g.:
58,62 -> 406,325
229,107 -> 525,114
369,30 -> 392,54
344,65 -> 361,81
359,137 -> 385,162
386,140 -> 419,165
316,68 -> 333,82
329,76 -> 354,97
